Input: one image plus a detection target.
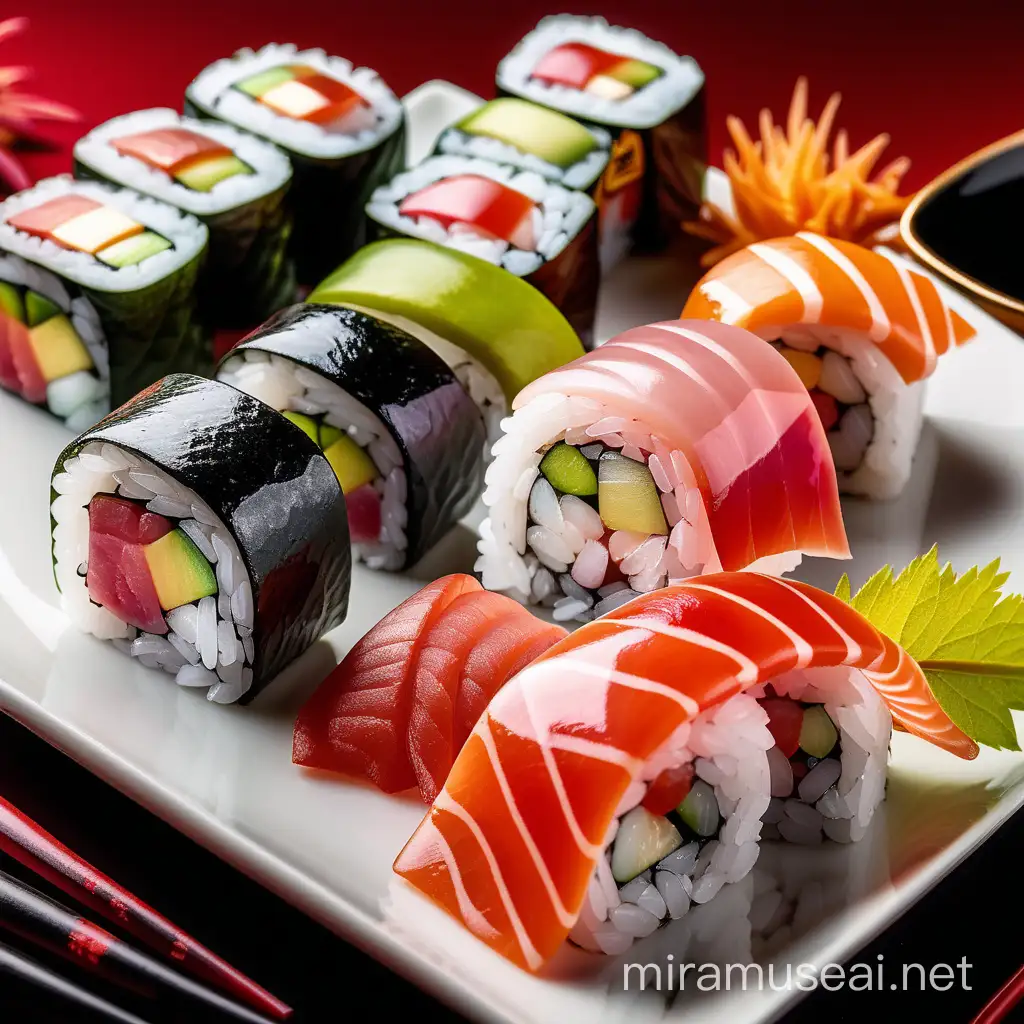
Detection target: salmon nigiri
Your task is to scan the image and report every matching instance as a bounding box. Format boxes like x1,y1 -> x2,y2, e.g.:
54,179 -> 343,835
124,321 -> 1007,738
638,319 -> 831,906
394,572 -> 974,971
682,233 -> 977,498
292,574 -> 566,801
476,318 -> 850,623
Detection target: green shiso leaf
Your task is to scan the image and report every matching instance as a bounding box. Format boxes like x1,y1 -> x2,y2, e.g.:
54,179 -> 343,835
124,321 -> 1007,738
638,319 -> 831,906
835,545 -> 1024,751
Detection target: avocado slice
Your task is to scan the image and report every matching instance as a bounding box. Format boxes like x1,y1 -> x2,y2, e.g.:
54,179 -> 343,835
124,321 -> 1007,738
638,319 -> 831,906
235,66 -> 294,98
458,98 -> 596,169
610,806 -> 682,883
143,528 -> 218,612
27,314 -> 94,382
609,58 -> 662,88
176,154 -> 251,192
98,231 -> 173,268
310,239 -> 585,404
598,451 -> 668,536
318,423 -> 345,449
282,410 -> 320,444
539,442 -> 597,496
25,290 -> 61,327
0,282 -> 25,323
323,433 -> 378,494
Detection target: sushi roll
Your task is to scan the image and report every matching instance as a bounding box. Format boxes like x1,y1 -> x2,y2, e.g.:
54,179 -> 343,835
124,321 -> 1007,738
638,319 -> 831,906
476,319 -> 850,622
435,98 -> 612,195
292,573 -> 568,802
496,15 -> 706,264
0,251 -> 108,431
681,233 -> 978,498
308,238 -> 586,446
73,109 -> 295,330
185,44 -> 405,284
366,155 -> 599,346
217,304 -> 485,570
392,573 -> 974,967
50,374 -> 351,704
0,177 -> 208,411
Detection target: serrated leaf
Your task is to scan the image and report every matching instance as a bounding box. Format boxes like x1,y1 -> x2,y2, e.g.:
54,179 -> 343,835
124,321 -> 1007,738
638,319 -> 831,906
834,574 -> 851,603
839,546 -> 1024,751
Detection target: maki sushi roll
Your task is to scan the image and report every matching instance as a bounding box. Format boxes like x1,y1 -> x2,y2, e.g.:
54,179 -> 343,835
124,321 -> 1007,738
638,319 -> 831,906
0,251 -> 108,431
497,15 -> 706,263
393,573 -> 972,966
73,109 -> 294,330
308,238 -> 586,445
217,304 -> 485,570
477,319 -> 849,622
0,177 -> 208,409
50,374 -> 351,703
185,44 -> 405,284
681,233 -> 978,497
366,155 -> 599,346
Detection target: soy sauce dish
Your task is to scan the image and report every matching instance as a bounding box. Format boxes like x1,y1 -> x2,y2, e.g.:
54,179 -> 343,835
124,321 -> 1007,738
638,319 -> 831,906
902,131 -> 1024,334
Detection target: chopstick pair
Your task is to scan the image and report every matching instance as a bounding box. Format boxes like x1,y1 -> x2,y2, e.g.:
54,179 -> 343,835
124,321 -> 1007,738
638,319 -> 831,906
0,795 -> 290,1020
0,938 -> 152,1023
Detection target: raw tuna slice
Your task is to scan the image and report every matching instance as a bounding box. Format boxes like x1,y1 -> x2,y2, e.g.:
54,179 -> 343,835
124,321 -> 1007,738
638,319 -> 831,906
86,496 -> 173,634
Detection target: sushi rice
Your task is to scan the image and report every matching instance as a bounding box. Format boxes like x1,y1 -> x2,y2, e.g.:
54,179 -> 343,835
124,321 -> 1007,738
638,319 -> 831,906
218,349 -> 408,569
436,116 -> 612,192
496,15 -> 704,130
0,176 -> 207,293
51,442 -> 256,703
572,663 -> 889,953
0,252 -> 109,431
186,44 -> 403,161
366,155 -> 595,278
73,108 -> 292,217
477,395 -> 801,622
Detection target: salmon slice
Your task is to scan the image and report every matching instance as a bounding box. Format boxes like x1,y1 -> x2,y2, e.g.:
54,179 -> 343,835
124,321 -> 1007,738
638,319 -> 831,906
111,128 -> 231,174
513,319 -> 849,570
394,571 -> 974,972
293,574 -> 566,799
681,232 -> 977,383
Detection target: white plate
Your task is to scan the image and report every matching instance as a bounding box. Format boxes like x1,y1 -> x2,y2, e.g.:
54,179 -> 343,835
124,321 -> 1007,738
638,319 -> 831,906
1,81 -> 1022,1024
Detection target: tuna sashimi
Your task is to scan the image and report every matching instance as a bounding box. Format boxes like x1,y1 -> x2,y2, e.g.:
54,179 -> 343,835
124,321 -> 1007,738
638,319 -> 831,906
86,496 -> 173,635
292,574 -> 567,800
5,318 -> 46,403
394,572 -> 975,972
681,232 -> 976,384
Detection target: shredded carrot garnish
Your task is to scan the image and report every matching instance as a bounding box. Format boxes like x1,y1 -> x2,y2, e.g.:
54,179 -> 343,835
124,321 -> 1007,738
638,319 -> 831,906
684,77 -> 913,267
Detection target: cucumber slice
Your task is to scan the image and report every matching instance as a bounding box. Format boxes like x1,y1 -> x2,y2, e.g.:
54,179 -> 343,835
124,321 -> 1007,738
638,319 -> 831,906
282,411 -> 319,444
97,231 -> 172,268
799,706 -> 839,759
309,239 -> 585,403
144,528 -> 217,611
609,58 -> 662,88
539,442 -> 597,496
25,290 -> 59,326
676,780 -> 720,838
0,281 -> 25,323
176,154 -> 251,192
318,423 -> 345,449
598,451 -> 668,535
611,806 -> 682,884
236,66 -> 294,98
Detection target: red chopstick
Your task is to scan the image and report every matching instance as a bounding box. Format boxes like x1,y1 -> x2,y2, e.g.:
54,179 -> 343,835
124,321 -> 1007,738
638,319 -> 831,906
0,796 -> 291,1020
971,964 -> 1024,1024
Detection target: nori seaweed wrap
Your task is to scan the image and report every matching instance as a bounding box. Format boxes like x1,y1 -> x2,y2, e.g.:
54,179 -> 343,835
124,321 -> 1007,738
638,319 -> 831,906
218,304 -> 485,570
185,44 -> 405,285
0,176 -> 209,410
50,374 -> 351,704
73,109 -> 295,331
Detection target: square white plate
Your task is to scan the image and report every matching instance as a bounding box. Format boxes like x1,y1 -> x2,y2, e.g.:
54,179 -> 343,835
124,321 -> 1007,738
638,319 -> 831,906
0,81 -> 1022,1024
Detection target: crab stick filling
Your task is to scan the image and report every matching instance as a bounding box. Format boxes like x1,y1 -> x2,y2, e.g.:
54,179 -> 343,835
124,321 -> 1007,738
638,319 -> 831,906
0,280 -> 94,404
398,175 -> 539,250
235,64 -> 376,134
111,128 -> 252,193
530,42 -> 662,100
7,196 -> 172,268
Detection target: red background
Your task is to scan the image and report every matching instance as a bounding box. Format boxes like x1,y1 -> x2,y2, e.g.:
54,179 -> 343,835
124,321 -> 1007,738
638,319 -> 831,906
8,0 -> 1023,193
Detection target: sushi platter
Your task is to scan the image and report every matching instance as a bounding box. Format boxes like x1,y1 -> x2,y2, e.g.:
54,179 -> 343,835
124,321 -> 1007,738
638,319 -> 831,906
2,23 -> 1024,1024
